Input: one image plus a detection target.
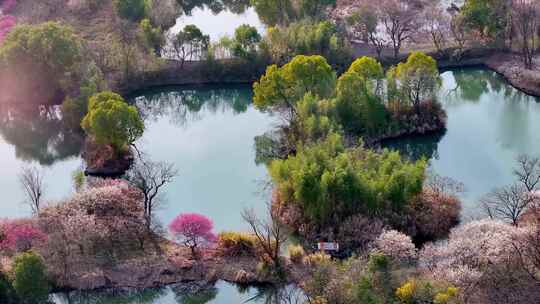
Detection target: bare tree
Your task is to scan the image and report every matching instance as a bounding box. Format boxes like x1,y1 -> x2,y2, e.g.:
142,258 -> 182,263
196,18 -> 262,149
347,5 -> 389,60
482,154 -> 540,225
126,156 -> 178,229
242,204 -> 288,270
422,1 -> 451,55
482,183 -> 533,226
19,166 -> 45,214
513,154 -> 540,192
379,0 -> 421,59
512,0 -> 539,69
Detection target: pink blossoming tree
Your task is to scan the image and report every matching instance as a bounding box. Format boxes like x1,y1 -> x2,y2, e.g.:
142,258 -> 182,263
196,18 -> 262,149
374,229 -> 417,264
0,219 -> 47,252
169,213 -> 217,257
1,0 -> 16,13
0,15 -> 16,43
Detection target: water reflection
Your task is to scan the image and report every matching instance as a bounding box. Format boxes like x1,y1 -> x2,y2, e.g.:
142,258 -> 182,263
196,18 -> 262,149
131,85 -> 274,231
52,281 -> 305,304
0,104 -> 83,165
384,68 -> 540,216
133,85 -> 252,127
179,0 -> 251,15
381,131 -> 446,162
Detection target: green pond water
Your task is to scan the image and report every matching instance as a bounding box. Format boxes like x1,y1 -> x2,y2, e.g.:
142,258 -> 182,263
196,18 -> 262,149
0,68 -> 539,302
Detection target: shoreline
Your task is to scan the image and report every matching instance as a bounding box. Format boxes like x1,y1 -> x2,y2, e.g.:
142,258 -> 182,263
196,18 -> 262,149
116,50 -> 540,99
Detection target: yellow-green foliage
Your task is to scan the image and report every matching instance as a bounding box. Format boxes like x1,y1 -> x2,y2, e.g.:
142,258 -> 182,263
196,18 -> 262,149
434,286 -> 459,304
216,231 -> 258,257
396,279 -> 417,303
303,251 -> 332,267
287,244 -> 305,263
270,133 -> 426,225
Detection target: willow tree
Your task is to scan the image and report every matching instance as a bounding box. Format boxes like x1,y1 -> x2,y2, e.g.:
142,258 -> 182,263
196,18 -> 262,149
388,52 -> 441,109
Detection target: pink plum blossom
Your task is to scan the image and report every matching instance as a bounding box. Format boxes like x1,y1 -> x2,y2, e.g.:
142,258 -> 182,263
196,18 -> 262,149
0,15 -> 16,43
169,213 -> 217,257
0,219 -> 47,252
1,0 -> 16,13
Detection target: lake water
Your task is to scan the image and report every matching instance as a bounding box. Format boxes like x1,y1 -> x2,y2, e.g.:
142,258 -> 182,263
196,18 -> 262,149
1,69 -> 539,303
170,6 -> 265,42
1,69 -> 540,226
383,68 -> 540,218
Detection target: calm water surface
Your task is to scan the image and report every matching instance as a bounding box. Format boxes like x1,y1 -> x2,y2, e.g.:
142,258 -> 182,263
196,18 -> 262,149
1,69 -> 539,303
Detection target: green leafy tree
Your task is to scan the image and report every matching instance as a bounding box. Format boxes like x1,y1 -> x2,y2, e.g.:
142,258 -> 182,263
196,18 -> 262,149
347,56 -> 384,96
114,0 -> 148,21
253,55 -> 336,120
262,20 -> 352,66
170,24 -> 210,67
390,52 -> 441,109
460,0 -> 510,43
334,70 -> 388,138
139,18 -> 164,55
81,92 -> 144,152
251,0 -> 294,26
297,0 -> 336,19
12,252 -> 49,304
232,24 -> 261,59
0,22 -> 82,103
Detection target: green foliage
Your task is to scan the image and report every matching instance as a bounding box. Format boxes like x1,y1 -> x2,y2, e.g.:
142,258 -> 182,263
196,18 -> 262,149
460,0 -> 509,42
139,18 -> 164,54
81,92 -> 144,151
172,24 -> 210,65
232,24 -> 261,59
253,55 -> 336,113
391,52 -> 441,108
297,0 -> 336,19
114,0 -> 148,21
334,69 -> 388,137
296,93 -> 336,144
0,271 -> 16,304
251,0 -> 295,26
269,134 -> 426,225
0,21 -> 83,101
12,252 -> 49,304
262,20 -> 352,67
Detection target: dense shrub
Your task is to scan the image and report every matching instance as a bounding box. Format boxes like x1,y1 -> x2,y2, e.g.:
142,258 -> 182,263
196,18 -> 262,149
303,251 -> 332,267
287,244 -> 305,263
270,133 -> 426,227
114,0 -> 147,21
216,231 -> 257,257
0,271 -> 16,304
261,20 -> 352,68
12,251 -> 49,304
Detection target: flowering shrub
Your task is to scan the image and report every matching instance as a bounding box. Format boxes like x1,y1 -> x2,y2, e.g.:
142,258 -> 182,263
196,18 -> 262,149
169,213 -> 217,257
419,219 -> 526,288
0,220 -> 47,252
0,15 -> 16,43
38,179 -> 147,284
1,0 -> 16,13
374,230 -> 417,263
